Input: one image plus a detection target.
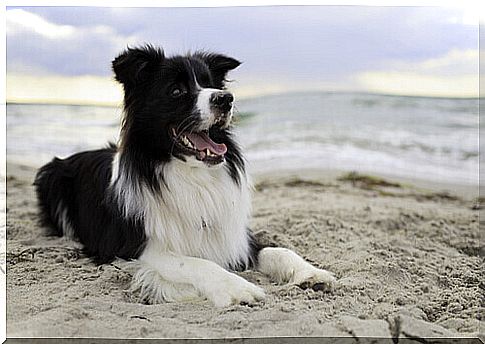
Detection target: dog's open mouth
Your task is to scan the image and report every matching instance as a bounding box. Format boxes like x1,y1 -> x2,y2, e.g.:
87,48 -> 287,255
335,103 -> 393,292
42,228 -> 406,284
171,127 -> 227,165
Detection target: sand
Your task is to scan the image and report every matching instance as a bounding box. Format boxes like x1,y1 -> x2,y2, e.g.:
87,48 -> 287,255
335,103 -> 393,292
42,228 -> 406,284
5,162 -> 483,340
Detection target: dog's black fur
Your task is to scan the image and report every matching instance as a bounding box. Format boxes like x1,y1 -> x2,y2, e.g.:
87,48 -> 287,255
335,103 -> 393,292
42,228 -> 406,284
34,45 -> 261,266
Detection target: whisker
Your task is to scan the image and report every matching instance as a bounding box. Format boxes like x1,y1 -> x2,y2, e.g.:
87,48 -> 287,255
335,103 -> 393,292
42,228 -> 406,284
175,117 -> 197,140
187,123 -> 197,136
169,116 -> 197,156
170,117 -> 192,155
174,116 -> 193,136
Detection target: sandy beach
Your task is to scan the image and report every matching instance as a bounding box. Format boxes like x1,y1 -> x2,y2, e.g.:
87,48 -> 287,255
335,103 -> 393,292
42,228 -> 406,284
5,162 -> 483,340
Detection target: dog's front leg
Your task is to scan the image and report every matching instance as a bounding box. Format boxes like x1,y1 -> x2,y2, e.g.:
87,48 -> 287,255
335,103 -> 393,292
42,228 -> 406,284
256,247 -> 336,291
134,244 -> 265,307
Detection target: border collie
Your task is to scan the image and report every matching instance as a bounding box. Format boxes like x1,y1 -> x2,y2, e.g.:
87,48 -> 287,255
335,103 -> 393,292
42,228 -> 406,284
34,45 -> 335,307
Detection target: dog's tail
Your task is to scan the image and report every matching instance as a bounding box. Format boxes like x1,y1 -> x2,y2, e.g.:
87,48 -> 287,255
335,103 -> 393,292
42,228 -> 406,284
34,158 -> 75,237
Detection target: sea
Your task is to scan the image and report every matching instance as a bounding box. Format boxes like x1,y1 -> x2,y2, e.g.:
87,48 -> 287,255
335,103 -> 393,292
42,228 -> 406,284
6,92 -> 479,186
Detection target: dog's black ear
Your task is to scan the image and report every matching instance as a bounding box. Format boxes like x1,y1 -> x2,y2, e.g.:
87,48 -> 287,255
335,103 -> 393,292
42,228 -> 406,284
112,45 -> 164,86
196,52 -> 241,83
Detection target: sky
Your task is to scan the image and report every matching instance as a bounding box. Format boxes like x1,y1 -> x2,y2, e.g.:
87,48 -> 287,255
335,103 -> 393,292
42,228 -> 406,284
5,5 -> 480,104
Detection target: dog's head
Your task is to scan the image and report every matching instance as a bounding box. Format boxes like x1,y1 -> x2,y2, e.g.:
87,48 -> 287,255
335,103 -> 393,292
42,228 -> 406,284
112,45 -> 241,167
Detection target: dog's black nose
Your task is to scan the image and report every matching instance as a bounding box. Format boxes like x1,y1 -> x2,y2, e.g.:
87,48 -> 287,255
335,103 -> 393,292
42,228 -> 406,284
210,91 -> 234,112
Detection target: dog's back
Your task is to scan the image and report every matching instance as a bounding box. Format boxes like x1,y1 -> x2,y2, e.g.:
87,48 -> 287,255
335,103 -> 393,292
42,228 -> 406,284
32,46 -> 336,306
34,144 -> 147,263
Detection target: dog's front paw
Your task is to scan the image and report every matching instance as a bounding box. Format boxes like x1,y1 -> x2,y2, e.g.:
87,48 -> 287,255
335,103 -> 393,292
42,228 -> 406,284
293,267 -> 336,292
202,272 -> 265,307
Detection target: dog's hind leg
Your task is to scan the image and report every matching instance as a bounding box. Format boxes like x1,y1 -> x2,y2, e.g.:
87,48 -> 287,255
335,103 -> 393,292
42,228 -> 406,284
256,247 -> 336,291
34,157 -> 75,238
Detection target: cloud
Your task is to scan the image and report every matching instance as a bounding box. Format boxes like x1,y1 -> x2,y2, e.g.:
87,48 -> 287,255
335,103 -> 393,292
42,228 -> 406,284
7,9 -> 75,39
385,49 -> 478,76
6,6 -> 479,99
7,9 -> 137,76
7,7 -> 477,77
356,49 -> 478,97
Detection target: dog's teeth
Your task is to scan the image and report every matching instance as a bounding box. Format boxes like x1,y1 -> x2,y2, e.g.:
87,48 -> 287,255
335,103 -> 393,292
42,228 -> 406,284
181,136 -> 194,149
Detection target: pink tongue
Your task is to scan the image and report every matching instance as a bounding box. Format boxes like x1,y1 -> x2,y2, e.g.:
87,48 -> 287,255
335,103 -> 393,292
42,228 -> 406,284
186,132 -> 227,155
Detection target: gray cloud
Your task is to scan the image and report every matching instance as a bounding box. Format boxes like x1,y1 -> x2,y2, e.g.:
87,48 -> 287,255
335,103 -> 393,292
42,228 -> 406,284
7,6 -> 477,84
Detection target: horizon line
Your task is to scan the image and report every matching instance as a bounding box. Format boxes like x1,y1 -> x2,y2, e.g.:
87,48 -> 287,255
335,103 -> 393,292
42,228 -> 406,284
6,90 -> 479,107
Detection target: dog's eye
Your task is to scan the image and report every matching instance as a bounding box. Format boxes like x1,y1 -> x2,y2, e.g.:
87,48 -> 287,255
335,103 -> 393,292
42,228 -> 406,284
170,87 -> 184,98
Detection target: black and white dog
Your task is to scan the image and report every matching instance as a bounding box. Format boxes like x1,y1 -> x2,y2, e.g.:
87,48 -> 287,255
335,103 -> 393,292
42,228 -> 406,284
34,45 -> 335,307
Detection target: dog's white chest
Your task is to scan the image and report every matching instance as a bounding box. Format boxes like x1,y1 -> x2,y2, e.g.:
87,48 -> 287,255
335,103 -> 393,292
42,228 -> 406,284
143,160 -> 252,268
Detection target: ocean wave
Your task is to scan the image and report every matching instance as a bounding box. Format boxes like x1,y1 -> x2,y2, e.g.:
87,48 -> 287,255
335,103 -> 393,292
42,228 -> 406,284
7,92 -> 479,185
